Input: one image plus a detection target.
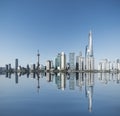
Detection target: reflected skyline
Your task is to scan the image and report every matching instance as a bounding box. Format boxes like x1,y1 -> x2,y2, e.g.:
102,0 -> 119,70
2,72 -> 120,113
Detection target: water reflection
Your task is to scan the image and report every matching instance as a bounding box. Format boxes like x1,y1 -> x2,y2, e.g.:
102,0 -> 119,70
36,73 -> 40,93
3,72 -> 120,113
15,72 -> 18,84
98,73 -> 120,84
85,73 -> 94,112
55,73 -> 67,90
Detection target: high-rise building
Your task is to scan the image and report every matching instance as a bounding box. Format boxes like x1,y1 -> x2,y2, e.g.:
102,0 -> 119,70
6,65 -> 8,72
85,31 -> 94,71
98,59 -> 111,71
61,52 -> 66,70
46,60 -> 51,71
116,59 -> 120,71
86,30 -> 93,57
55,53 -> 61,70
31,64 -> 36,72
8,64 -> 11,71
76,51 -> 85,71
79,56 -> 84,71
69,52 -> 75,70
27,64 -> 30,72
15,59 -> 18,72
76,56 -> 79,70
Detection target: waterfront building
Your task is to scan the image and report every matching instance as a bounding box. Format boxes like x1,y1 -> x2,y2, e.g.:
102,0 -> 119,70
31,64 -> 36,72
116,59 -> 120,71
6,65 -> 8,72
85,31 -> 94,71
78,52 -> 84,71
40,64 -> 46,71
76,56 -> 79,70
60,52 -> 66,70
8,64 -> 11,71
69,52 -> 75,70
27,64 -> 30,72
85,57 -> 94,71
55,53 -> 61,70
51,60 -> 54,69
0,67 -> 6,73
46,60 -> 51,71
15,59 -> 18,72
98,59 -> 110,71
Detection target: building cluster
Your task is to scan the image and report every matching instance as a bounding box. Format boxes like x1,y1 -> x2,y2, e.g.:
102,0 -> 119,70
0,30 -> 120,73
48,30 -> 94,72
3,31 -> 94,73
98,59 -> 120,72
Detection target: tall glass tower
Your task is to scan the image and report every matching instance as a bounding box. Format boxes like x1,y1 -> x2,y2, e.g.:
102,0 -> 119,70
85,31 -> 94,71
86,30 -> 93,57
69,52 -> 75,70
15,58 -> 18,72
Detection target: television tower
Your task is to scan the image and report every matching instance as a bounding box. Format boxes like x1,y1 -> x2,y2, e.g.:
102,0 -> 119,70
37,50 -> 40,70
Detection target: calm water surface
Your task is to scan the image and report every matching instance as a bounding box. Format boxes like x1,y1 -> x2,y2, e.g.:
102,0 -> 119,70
0,73 -> 120,116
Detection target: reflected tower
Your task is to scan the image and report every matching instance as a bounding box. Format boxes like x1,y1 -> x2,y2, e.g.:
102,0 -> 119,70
37,73 -> 40,93
85,73 -> 94,112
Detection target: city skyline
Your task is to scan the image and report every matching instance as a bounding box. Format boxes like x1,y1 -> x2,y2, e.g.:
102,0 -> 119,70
0,0 -> 120,67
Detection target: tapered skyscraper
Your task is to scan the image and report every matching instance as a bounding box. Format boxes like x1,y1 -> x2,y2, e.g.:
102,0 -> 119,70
87,30 -> 93,57
85,30 -> 94,71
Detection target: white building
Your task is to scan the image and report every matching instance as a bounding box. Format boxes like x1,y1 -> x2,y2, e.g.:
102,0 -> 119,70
46,60 -> 51,71
79,56 -> 84,71
61,52 -> 66,70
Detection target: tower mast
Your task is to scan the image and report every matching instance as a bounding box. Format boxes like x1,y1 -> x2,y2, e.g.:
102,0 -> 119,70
37,50 -> 40,70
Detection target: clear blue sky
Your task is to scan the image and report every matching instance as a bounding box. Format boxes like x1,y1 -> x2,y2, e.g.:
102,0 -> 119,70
0,0 -> 120,67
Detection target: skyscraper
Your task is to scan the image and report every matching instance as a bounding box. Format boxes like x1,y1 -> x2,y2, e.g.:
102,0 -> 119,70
61,52 -> 66,70
69,52 -> 75,70
86,30 -> 93,57
79,56 -> 84,71
55,53 -> 61,70
15,59 -> 18,72
85,31 -> 94,71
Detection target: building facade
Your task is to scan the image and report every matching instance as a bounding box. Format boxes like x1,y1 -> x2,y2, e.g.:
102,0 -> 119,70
69,52 -> 75,70
15,59 -> 18,71
46,60 -> 51,71
61,52 -> 66,70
